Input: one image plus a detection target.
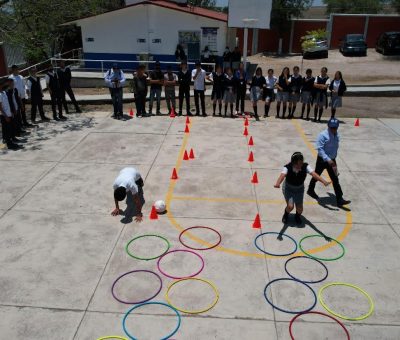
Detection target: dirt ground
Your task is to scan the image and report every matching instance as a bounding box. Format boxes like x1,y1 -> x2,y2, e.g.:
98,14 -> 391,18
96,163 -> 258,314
249,49 -> 400,85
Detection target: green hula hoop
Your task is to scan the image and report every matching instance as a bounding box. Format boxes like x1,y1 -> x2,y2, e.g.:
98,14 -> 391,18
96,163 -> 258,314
125,234 -> 171,261
299,234 -> 345,261
319,282 -> 375,321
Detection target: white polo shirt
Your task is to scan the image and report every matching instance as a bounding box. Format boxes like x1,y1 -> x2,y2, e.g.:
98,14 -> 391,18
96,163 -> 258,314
192,68 -> 206,91
9,74 -> 26,99
113,168 -> 142,195
0,91 -> 12,117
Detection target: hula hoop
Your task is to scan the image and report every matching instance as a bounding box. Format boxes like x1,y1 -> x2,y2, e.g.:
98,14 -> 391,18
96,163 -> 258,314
255,232 -> 298,256
157,249 -> 205,279
111,270 -> 162,304
179,226 -> 222,251
299,235 -> 345,261
97,337 -> 128,340
289,311 -> 350,340
264,278 -> 317,314
285,256 -> 328,284
122,302 -> 181,340
319,282 -> 375,321
125,234 -> 170,261
165,278 -> 220,314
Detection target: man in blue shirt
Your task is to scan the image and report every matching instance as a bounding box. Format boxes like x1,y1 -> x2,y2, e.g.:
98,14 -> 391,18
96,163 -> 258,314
104,63 -> 126,119
307,118 -> 351,207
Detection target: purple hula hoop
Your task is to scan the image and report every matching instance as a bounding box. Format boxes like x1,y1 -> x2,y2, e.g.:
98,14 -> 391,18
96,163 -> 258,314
157,249 -> 205,279
111,270 -> 163,304
179,226 -> 222,251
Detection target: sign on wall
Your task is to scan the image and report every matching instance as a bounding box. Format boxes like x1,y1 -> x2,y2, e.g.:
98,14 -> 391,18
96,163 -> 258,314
202,27 -> 218,53
179,31 -> 201,61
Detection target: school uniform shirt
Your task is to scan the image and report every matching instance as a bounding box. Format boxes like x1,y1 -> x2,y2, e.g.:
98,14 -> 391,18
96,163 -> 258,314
58,67 -> 72,87
316,129 -> 340,162
26,76 -> 43,99
149,70 -> 164,90
192,68 -> 207,91
0,91 -> 12,117
277,75 -> 290,92
301,76 -> 315,92
223,74 -> 235,90
209,72 -> 225,91
282,163 -> 314,186
289,74 -> 302,93
178,69 -> 191,89
329,79 -> 347,96
6,89 -> 19,113
132,74 -> 148,95
104,69 -> 126,88
265,76 -> 278,89
164,73 -> 178,89
45,71 -> 62,92
314,75 -> 331,93
113,168 -> 142,195
234,70 -> 248,86
8,74 -> 26,99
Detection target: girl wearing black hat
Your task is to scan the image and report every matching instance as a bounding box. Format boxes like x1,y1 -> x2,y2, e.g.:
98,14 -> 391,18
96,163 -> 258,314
274,152 -> 330,224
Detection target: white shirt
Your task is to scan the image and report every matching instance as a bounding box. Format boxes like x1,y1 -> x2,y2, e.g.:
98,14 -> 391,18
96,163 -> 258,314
192,68 -> 206,91
164,73 -> 178,84
113,168 -> 142,195
104,69 -> 126,88
0,91 -> 12,117
281,165 -> 314,175
265,75 -> 278,89
8,74 -> 26,99
315,75 -> 331,86
332,79 -> 341,92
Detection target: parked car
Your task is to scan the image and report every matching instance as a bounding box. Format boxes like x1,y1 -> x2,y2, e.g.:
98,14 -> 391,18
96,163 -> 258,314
302,35 -> 328,59
339,34 -> 367,56
376,32 -> 400,55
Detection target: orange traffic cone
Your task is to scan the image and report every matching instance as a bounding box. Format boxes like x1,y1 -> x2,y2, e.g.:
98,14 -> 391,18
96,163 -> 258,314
243,127 -> 249,136
186,116 -> 191,125
171,168 -> 178,180
185,124 -> 190,133
244,118 -> 249,126
248,151 -> 254,162
170,107 -> 176,118
149,205 -> 158,220
189,148 -> 195,159
248,136 -> 254,146
129,108 -> 134,117
354,118 -> 360,127
252,214 -> 262,229
251,171 -> 259,184
183,150 -> 189,161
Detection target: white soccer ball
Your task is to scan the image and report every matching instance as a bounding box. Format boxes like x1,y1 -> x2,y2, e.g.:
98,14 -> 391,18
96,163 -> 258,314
154,200 -> 166,213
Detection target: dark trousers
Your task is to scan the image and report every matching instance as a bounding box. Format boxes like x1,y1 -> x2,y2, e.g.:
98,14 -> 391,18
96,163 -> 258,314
21,98 -> 28,124
309,156 -> 343,201
109,87 -> 123,116
50,92 -> 63,118
194,89 -> 205,115
31,97 -> 46,122
236,85 -> 246,113
135,92 -> 147,116
64,85 -> 80,110
179,86 -> 190,115
1,115 -> 15,143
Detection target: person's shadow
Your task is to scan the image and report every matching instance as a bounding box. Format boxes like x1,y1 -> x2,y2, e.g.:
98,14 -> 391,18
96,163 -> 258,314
318,192 -> 351,212
278,215 -> 332,242
120,189 -> 145,224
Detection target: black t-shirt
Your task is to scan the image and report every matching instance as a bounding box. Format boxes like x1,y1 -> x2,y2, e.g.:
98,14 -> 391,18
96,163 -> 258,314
284,162 -> 309,186
251,75 -> 266,89
133,74 -> 148,94
212,72 -> 224,91
150,70 -> 164,90
278,75 -> 290,92
302,76 -> 315,92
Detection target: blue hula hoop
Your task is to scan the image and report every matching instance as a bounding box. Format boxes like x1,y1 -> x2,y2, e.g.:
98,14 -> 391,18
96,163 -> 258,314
284,256 -> 329,284
263,278 -> 317,314
255,232 -> 298,256
122,302 -> 181,340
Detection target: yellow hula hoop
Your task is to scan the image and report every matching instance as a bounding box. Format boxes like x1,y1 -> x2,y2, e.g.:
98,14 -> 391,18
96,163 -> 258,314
165,277 -> 219,314
97,337 -> 128,340
318,282 -> 375,321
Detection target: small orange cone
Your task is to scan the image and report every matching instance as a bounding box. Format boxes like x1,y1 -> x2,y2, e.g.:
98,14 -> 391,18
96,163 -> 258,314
149,205 -> 158,220
244,118 -> 249,126
251,171 -> 259,184
186,116 -> 191,125
171,168 -> 178,180
252,214 -> 262,229
354,118 -> 360,127
129,108 -> 134,117
185,124 -> 190,133
189,148 -> 195,159
248,151 -> 254,162
243,127 -> 248,136
248,136 -> 254,146
183,150 -> 189,161
170,107 -> 176,118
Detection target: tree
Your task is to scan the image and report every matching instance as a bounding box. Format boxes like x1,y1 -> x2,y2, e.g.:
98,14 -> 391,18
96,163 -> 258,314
323,0 -> 385,14
188,0 -> 216,8
391,0 -> 400,13
0,0 -> 125,63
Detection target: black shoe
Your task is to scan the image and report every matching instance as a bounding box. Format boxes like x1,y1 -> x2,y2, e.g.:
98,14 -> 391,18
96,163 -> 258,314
53,116 -> 60,121
307,190 -> 319,200
24,122 -> 34,128
295,213 -> 302,225
187,113 -> 193,116
202,113 -> 207,117
76,108 -> 82,113
337,199 -> 351,207
7,142 -> 23,150
306,117 -> 310,121
255,115 -> 260,121
282,211 -> 289,224
41,116 -> 50,122
59,115 -> 67,120
263,115 -> 268,118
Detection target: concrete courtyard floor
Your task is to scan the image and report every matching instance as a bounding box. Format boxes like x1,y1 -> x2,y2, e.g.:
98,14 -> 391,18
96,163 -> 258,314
1,108 -> 400,339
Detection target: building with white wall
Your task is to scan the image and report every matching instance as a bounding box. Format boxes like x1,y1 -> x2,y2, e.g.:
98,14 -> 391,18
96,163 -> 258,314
64,0 -> 231,69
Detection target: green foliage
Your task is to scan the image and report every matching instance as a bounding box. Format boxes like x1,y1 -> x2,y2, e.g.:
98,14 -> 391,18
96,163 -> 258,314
188,0 -> 216,8
391,0 -> 400,13
322,0 -> 385,14
301,29 -> 328,51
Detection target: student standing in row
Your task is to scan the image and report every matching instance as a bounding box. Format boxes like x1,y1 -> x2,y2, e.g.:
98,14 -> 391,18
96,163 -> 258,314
235,62 -> 247,116
164,65 -> 178,115
223,67 -> 236,118
6,78 -> 26,137
46,66 -> 67,121
329,71 -> 347,119
9,65 -> 32,127
300,69 -> 315,120
313,67 -> 330,122
249,67 -> 265,121
276,67 -> 290,119
132,65 -> 148,117
192,61 -> 207,117
288,66 -> 302,119
26,67 -> 50,123
209,65 -> 224,117
104,63 -> 126,119
263,68 -> 277,118
148,61 -> 164,115
178,61 -> 191,116
58,60 -> 81,113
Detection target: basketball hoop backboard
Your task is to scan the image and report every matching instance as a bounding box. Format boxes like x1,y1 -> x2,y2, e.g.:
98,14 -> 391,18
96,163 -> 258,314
228,0 -> 272,29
